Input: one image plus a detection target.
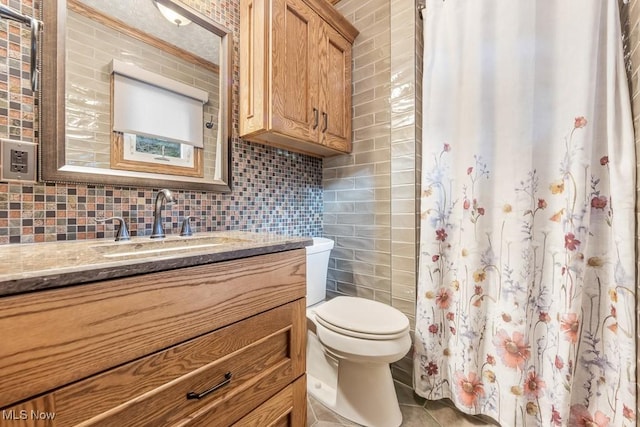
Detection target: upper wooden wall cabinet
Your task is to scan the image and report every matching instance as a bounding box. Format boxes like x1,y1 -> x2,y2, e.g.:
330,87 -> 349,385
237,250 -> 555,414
240,0 -> 359,157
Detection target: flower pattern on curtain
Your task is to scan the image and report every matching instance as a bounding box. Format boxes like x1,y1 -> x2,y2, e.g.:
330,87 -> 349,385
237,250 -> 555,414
414,2 -> 636,426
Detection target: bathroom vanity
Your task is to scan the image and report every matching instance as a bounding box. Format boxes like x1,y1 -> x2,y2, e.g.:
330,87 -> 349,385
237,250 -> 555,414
0,232 -> 310,426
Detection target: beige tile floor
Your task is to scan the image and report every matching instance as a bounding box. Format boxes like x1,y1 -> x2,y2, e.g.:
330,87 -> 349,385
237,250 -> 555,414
307,381 -> 500,427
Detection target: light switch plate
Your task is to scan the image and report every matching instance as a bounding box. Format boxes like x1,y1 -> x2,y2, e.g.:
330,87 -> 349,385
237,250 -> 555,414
1,139 -> 37,182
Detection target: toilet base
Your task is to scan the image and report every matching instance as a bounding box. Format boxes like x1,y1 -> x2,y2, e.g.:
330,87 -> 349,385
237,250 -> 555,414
335,360 -> 403,427
307,331 -> 339,406
307,332 -> 403,427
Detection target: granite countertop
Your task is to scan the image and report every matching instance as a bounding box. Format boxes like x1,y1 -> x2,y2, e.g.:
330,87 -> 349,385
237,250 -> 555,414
0,231 -> 313,297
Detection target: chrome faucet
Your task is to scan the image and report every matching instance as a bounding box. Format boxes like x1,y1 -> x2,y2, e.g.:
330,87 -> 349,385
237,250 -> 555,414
150,189 -> 177,239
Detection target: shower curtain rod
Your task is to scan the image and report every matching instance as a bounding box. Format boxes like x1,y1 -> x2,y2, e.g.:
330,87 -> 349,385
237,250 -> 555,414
417,0 -> 629,19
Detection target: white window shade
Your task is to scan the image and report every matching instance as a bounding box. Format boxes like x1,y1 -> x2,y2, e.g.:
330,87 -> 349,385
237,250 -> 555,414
111,59 -> 208,148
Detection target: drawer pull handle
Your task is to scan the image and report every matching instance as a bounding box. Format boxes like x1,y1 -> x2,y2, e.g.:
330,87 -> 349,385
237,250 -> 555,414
322,112 -> 328,133
186,372 -> 232,400
312,108 -> 319,129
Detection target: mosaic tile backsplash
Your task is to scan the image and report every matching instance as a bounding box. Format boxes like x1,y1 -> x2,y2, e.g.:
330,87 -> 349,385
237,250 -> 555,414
0,0 -> 323,244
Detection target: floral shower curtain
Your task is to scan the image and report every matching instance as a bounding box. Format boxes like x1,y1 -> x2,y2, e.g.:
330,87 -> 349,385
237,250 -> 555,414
414,1 -> 637,426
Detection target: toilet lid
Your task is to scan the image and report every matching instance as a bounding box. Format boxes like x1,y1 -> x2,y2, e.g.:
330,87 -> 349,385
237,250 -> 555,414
314,296 -> 409,339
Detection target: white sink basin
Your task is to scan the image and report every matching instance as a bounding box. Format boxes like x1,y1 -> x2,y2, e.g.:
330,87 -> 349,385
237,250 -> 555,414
91,236 -> 249,258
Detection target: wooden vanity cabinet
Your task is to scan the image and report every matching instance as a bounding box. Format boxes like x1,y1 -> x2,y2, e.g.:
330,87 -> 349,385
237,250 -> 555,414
0,250 -> 307,427
240,0 -> 358,157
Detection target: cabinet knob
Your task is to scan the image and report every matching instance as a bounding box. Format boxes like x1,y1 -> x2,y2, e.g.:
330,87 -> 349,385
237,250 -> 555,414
312,108 -> 319,130
321,112 -> 328,133
186,372 -> 232,400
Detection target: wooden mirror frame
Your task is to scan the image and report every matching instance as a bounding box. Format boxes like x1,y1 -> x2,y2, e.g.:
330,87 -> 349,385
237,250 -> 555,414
40,0 -> 232,192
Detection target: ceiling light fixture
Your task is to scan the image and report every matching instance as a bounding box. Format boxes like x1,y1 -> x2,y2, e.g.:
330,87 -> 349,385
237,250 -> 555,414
153,1 -> 191,27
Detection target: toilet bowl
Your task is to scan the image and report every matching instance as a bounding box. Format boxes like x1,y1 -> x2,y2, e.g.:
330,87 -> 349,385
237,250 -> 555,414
305,238 -> 411,427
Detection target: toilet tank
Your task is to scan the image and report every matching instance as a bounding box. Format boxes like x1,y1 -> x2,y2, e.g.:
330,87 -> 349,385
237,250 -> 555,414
306,237 -> 334,307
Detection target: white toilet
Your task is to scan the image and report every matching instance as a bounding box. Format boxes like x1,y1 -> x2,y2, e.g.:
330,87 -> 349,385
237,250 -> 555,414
306,237 -> 411,427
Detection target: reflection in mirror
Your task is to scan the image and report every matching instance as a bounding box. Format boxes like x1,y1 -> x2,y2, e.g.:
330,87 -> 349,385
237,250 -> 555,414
41,0 -> 232,192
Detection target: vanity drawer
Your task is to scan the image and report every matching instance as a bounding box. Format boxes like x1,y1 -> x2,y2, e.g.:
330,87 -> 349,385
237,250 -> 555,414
0,249 -> 307,409
228,376 -> 307,427
0,299 -> 306,427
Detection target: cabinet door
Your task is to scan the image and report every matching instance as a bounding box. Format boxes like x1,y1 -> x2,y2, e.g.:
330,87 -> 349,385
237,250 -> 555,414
240,0 -> 269,137
319,23 -> 352,153
271,0 -> 320,143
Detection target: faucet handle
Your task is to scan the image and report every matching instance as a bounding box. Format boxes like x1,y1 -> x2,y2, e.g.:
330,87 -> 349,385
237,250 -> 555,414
95,217 -> 131,241
180,216 -> 198,237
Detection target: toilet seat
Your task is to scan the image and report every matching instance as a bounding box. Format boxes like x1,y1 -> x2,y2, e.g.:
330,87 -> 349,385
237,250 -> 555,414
313,296 -> 409,340
315,320 -> 412,363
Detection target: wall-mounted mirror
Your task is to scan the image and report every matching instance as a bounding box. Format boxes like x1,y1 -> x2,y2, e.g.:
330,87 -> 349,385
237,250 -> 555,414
41,0 -> 232,192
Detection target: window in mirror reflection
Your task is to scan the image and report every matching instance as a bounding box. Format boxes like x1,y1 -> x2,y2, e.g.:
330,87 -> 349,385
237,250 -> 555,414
113,132 -> 204,178
124,134 -> 196,168
109,59 -> 207,178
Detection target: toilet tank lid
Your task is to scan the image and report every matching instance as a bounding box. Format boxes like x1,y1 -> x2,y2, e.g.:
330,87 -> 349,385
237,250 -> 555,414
306,237 -> 334,255
314,296 -> 409,336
